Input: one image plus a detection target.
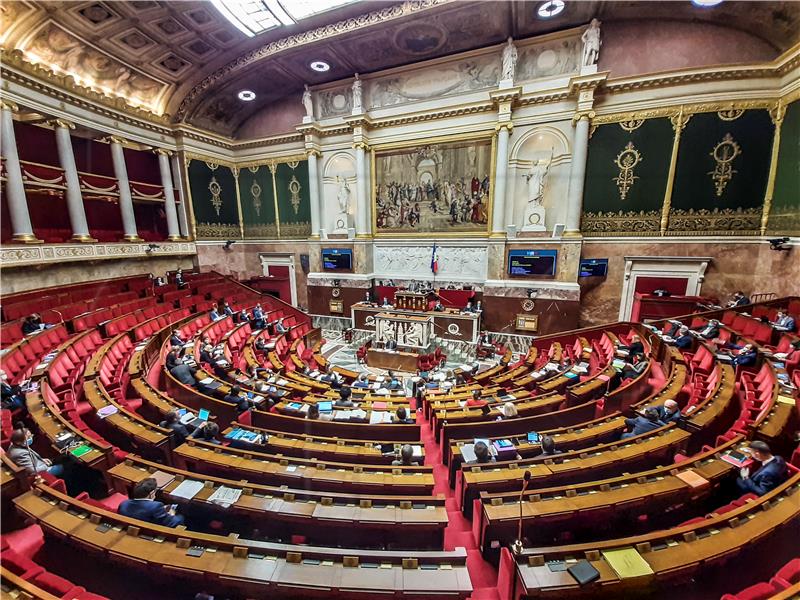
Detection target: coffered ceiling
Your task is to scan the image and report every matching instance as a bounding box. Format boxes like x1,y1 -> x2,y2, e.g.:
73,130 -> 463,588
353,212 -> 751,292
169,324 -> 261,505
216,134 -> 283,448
2,0 -> 799,138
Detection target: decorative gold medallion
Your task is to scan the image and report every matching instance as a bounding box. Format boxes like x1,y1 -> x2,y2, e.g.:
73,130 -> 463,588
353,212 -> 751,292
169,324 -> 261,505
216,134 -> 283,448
250,180 -> 262,217
613,141 -> 642,200
708,133 -> 741,197
717,109 -> 744,121
521,299 -> 535,312
287,161 -> 300,170
208,176 -> 222,216
619,119 -> 644,132
288,175 -> 302,215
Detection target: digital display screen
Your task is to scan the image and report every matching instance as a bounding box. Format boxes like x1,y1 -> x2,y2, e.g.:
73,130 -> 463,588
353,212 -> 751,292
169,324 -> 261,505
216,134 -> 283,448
322,248 -> 352,271
579,259 -> 608,277
508,249 -> 557,276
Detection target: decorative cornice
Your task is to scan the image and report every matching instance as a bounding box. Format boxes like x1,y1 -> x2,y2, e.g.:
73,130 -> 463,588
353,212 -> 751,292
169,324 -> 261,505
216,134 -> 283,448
369,102 -> 494,129
229,132 -> 305,151
0,241 -> 196,268
176,0 -> 450,121
516,90 -> 572,107
591,98 -> 778,126
489,86 -> 523,104
568,72 -> 609,95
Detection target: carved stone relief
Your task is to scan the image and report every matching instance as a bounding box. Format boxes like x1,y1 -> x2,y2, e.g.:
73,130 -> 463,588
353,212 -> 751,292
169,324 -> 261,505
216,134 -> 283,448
373,244 -> 487,281
317,85 -> 352,118
515,36 -> 581,82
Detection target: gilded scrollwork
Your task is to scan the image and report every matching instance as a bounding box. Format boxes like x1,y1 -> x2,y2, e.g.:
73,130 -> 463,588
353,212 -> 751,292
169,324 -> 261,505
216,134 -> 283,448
612,141 -> 642,200
208,176 -> 223,216
196,223 -> 241,239
708,133 -> 741,197
668,207 -> 761,235
581,210 -> 661,236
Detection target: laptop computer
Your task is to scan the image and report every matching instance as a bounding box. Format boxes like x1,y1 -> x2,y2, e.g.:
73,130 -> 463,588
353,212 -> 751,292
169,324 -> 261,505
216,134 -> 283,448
187,408 -> 210,429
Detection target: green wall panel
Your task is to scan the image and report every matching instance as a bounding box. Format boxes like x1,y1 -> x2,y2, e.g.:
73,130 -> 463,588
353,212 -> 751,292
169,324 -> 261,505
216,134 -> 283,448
769,100 -> 800,234
188,160 -> 240,239
669,109 -> 773,235
581,118 -> 673,236
238,165 -> 278,239
274,161 -> 311,239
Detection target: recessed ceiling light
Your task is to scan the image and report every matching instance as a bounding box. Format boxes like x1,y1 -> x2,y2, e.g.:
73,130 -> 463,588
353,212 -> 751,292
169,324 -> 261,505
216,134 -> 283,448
537,0 -> 565,18
237,90 -> 256,101
691,0 -> 723,5
310,60 -> 331,72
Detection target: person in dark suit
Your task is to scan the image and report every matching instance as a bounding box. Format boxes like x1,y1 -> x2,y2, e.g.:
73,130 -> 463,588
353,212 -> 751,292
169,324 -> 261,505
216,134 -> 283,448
433,301 -> 445,312
727,291 -> 750,308
772,311 -> 797,332
21,314 -> 44,335
189,421 -> 220,444
618,334 -> 644,359
731,343 -> 758,367
222,302 -> 234,317
386,371 -> 403,391
462,301 -> 476,313
673,327 -> 694,349
199,344 -> 215,365
223,386 -> 251,413
159,410 -> 190,445
175,269 -> 185,288
1,371 -> 25,411
209,304 -> 222,321
169,330 -> 185,347
655,399 -> 683,424
663,320 -> 683,337
392,444 -> 420,466
621,407 -> 664,439
384,335 -> 398,350
693,319 -> 720,340
118,478 -> 184,527
274,318 -> 288,334
170,363 -> 197,387
251,304 -> 266,329
736,440 -> 788,496
471,441 -> 495,464
393,407 -> 413,424
540,435 -> 560,456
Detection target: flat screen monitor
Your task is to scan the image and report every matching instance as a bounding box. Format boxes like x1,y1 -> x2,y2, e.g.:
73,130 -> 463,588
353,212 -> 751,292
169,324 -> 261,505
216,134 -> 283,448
579,259 -> 609,277
508,249 -> 557,277
322,248 -> 352,271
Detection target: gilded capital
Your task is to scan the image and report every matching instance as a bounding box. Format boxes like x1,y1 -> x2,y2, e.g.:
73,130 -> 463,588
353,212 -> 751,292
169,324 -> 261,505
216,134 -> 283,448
769,100 -> 786,126
51,118 -> 76,130
306,148 -> 322,159
494,122 -> 514,133
154,148 -> 173,157
352,141 -> 370,151
572,110 -> 595,125
0,100 -> 19,112
107,135 -> 127,146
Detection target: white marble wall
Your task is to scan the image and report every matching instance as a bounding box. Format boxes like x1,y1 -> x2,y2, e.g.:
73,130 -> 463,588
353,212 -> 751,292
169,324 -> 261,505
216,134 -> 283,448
373,242 -> 487,282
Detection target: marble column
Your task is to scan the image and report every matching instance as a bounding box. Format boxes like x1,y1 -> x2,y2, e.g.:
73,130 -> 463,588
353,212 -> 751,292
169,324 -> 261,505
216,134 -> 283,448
170,153 -> 190,238
109,137 -> 141,241
307,150 -> 321,238
54,120 -> 94,242
354,143 -> 369,237
564,112 -> 592,236
156,150 -> 181,240
1,102 -> 40,242
491,124 -> 511,235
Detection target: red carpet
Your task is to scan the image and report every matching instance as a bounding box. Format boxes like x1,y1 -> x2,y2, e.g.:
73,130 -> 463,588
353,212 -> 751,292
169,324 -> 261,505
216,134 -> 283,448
417,401 -> 499,598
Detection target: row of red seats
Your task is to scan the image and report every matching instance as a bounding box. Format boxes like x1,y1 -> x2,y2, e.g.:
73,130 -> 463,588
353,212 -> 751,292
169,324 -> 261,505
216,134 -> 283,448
71,296 -> 156,333
47,330 -> 105,400
720,559 -> 800,600
104,304 -> 174,338
1,538 -> 109,600
133,308 -> 191,342
0,324 -> 69,384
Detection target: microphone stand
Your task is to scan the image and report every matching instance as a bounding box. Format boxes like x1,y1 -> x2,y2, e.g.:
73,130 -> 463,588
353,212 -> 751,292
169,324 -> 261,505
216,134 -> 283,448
511,470 -> 531,555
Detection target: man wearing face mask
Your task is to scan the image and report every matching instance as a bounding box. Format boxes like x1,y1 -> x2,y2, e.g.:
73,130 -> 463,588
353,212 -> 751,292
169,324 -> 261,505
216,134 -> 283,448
7,427 -> 64,478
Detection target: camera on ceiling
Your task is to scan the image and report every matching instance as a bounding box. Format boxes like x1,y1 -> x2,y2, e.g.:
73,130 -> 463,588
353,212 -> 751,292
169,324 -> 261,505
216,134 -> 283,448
768,237 -> 791,252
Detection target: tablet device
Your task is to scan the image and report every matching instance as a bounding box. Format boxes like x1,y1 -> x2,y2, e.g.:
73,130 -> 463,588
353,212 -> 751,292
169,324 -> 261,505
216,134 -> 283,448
527,432 -> 540,443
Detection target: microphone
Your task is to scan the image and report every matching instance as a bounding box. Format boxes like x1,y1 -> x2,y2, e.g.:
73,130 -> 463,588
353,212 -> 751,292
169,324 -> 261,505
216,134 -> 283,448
512,470 -> 532,555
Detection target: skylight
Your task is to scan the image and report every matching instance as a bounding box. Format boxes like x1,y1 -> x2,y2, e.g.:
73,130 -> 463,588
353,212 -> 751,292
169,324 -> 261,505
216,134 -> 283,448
210,0 -> 361,37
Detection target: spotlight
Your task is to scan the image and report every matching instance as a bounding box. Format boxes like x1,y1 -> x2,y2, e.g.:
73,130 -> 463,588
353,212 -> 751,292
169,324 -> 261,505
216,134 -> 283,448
237,90 -> 256,101
537,0 -> 565,19
224,240 -> 236,250
310,60 -> 330,72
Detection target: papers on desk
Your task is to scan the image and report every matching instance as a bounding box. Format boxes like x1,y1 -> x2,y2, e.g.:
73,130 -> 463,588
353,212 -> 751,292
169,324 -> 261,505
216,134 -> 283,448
334,410 -> 353,421
208,486 -> 242,508
371,401 -> 388,410
411,445 -> 423,458
369,411 -> 392,424
460,444 -> 477,463
151,470 -> 176,489
351,408 -> 367,420
611,359 -> 627,370
715,354 -> 733,362
601,548 -> 654,579
674,469 -> 709,489
199,377 -> 214,385
96,405 -> 119,419
170,479 -> 204,500
544,362 -> 560,371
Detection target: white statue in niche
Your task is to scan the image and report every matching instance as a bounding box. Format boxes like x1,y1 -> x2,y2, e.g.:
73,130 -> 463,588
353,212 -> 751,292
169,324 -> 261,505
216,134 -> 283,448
302,85 -> 314,120
521,152 -> 553,232
500,37 -> 518,84
333,176 -> 351,233
581,19 -> 602,69
351,73 -> 363,113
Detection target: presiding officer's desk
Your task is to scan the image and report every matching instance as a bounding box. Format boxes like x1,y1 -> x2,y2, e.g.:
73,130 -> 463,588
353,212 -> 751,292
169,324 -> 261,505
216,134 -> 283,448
109,454 -> 448,550
15,483 -> 473,600
352,301 -> 481,344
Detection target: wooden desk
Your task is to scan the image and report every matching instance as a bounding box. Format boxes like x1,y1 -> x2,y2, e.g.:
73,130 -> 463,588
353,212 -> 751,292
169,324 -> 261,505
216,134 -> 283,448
352,303 -> 480,343
367,348 -> 420,372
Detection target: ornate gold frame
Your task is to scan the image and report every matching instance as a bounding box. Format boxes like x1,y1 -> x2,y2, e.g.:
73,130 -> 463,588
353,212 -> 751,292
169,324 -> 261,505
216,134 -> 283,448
370,130 -> 497,238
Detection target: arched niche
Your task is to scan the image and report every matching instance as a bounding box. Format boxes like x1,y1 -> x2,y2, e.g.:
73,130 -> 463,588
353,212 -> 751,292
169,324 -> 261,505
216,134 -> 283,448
322,152 -> 357,234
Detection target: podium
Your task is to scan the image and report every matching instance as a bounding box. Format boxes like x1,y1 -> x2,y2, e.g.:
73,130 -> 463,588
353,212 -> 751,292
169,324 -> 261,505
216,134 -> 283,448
394,291 -> 428,311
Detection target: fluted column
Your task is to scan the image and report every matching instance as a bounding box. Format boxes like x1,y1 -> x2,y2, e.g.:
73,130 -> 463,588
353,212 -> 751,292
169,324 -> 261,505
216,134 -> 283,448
491,123 -> 511,235
54,120 -> 94,242
1,101 -> 40,243
307,149 -> 322,238
354,142 -> 369,237
170,153 -> 190,238
156,149 -> 181,240
108,137 -> 141,241
564,112 -> 593,237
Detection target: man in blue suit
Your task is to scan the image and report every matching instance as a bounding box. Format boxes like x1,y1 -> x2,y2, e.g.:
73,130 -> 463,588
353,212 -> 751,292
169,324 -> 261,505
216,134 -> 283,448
673,326 -> 694,350
251,304 -> 265,330
119,478 -> 184,527
621,407 -> 664,439
736,440 -> 788,496
656,399 -> 683,424
772,311 -> 796,333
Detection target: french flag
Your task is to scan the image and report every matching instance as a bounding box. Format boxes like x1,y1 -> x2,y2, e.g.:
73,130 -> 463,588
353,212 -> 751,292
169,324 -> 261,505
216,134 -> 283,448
431,244 -> 439,274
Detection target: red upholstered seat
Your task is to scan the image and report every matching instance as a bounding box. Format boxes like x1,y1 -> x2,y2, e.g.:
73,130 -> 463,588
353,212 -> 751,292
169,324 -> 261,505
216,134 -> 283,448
721,582 -> 779,600
771,559 -> 800,588
2,550 -> 45,579
32,571 -> 80,597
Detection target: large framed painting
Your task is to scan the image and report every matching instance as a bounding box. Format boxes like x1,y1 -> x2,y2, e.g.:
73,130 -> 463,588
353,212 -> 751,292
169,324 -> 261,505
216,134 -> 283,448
372,135 -> 494,236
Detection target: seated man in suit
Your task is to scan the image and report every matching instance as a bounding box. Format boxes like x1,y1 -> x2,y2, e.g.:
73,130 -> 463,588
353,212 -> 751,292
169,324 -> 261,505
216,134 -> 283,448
386,371 -> 403,391
170,362 -> 198,387
169,330 -> 185,347
656,399 -> 683,424
7,427 -> 65,478
174,268 -> 185,288
617,334 -> 644,359
772,311 -> 797,332
353,373 -> 370,389
621,407 -> 664,439
209,303 -> 222,321
672,326 -> 694,349
274,318 -> 288,334
736,440 -> 788,496
462,301 -> 476,313
432,300 -> 445,312
470,441 -> 496,464
540,435 -> 560,456
1,371 -> 25,412
223,385 -> 251,413
251,304 -> 266,329
730,343 -> 758,367
693,319 -> 720,340
320,365 -> 342,389
221,301 -> 234,317
392,444 -> 420,466
189,421 -> 220,444
726,291 -> 750,308
381,297 -> 392,308
384,335 -> 398,351
119,478 -> 184,527
159,410 -> 190,445
393,406 -> 413,424
334,386 -> 356,407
